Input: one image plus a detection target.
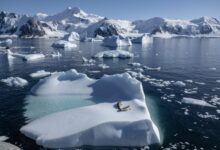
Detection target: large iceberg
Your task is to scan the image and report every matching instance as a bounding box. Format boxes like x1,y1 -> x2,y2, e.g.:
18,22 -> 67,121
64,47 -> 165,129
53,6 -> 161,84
93,50 -> 134,59
20,69 -> 160,149
103,35 -> 132,47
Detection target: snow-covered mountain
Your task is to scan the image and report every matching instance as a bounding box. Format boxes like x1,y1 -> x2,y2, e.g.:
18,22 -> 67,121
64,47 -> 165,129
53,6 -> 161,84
44,7 -> 103,33
0,7 -> 220,38
133,16 -> 220,36
81,18 -> 135,38
0,11 -> 61,38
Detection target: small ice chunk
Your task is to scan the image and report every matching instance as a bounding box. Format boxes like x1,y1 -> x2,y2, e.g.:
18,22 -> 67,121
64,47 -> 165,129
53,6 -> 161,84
51,52 -> 62,57
197,112 -> 219,120
185,80 -> 193,83
173,81 -> 186,87
143,66 -> 161,71
216,80 -> 220,83
1,77 -> 28,87
30,70 -> 51,78
182,97 -> 215,108
128,62 -> 141,67
208,67 -> 217,71
98,64 -> 110,69
52,40 -> 77,49
94,50 -> 134,59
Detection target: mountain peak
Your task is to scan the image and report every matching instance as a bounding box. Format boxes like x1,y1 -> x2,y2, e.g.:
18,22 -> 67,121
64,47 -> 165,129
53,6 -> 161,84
64,7 -> 86,16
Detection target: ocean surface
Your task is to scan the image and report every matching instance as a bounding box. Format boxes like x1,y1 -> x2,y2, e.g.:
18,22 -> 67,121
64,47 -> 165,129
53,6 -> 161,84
0,37 -> 220,150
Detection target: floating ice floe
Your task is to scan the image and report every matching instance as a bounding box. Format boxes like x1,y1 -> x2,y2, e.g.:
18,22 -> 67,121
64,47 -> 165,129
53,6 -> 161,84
216,80 -> 220,83
51,52 -> 62,57
7,50 -> 45,61
173,81 -> 186,87
93,50 -> 134,59
131,35 -> 153,44
184,88 -> 198,94
128,62 -> 141,67
182,97 -> 215,108
20,69 -> 160,148
52,40 -> 77,49
30,70 -> 51,78
208,67 -> 217,71
103,35 -> 132,47
197,112 -> 219,120
143,66 -> 161,71
98,64 -> 110,69
1,77 -> 28,87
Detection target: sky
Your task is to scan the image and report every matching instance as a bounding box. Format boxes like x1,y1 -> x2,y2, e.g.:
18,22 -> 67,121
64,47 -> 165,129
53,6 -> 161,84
0,0 -> 219,20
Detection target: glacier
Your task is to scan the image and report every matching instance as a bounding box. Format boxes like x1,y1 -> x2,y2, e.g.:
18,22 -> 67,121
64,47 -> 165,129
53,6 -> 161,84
20,69 -> 160,148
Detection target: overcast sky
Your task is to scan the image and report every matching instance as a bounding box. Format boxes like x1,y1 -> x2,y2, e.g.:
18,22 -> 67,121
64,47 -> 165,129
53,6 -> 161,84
0,0 -> 219,20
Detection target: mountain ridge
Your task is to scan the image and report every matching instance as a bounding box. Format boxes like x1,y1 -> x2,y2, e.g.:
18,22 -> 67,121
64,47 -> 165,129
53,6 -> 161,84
0,7 -> 220,38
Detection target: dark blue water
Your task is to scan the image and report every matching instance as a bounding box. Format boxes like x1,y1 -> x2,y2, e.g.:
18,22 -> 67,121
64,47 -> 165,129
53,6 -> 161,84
0,37 -> 220,150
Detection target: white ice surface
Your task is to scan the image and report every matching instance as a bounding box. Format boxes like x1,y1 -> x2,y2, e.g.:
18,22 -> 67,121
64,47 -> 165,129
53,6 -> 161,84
20,69 -> 160,148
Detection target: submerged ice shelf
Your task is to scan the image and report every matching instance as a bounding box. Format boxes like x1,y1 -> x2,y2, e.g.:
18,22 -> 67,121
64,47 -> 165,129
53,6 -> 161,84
20,69 -> 160,148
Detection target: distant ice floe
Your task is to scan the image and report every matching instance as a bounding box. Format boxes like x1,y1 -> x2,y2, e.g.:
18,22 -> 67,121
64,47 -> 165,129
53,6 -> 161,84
143,66 -> 161,71
51,51 -> 62,58
128,62 -> 142,67
182,97 -> 215,108
173,81 -> 186,87
52,40 -> 77,49
184,88 -> 198,94
1,77 -> 28,87
7,50 -> 45,61
208,67 -> 217,71
20,69 -> 160,148
30,70 -> 51,78
98,64 -> 110,69
93,50 -> 134,59
103,35 -> 132,47
197,112 -> 219,120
